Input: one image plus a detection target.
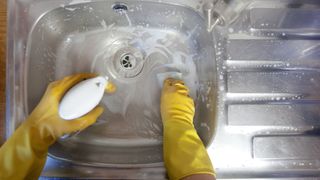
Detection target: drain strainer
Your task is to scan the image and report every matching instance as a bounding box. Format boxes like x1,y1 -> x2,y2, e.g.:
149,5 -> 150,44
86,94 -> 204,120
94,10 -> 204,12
107,46 -> 145,79
120,54 -> 136,70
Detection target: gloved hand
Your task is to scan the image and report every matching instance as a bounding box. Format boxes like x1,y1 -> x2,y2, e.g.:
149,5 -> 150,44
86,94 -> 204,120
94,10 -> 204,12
0,73 -> 113,179
161,78 -> 215,180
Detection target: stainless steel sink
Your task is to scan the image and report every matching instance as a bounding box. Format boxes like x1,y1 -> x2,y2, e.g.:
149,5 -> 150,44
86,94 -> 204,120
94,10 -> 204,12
25,0 -> 217,167
7,0 -> 216,178
6,0 -> 320,179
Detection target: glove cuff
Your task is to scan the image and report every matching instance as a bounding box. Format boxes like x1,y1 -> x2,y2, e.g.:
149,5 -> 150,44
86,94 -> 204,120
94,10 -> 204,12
163,120 -> 215,180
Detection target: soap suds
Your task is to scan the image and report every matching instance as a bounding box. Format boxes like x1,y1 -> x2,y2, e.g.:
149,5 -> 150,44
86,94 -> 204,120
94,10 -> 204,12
55,26 -> 199,139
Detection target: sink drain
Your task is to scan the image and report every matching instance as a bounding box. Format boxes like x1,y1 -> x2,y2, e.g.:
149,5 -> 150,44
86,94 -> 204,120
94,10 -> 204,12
107,46 -> 145,79
112,3 -> 128,13
120,54 -> 136,69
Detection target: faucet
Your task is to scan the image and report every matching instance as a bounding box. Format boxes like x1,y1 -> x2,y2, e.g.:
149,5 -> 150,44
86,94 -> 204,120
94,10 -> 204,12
203,0 -> 252,32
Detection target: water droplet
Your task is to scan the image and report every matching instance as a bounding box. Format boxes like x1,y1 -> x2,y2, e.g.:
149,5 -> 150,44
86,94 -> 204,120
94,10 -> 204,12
228,28 -> 234,33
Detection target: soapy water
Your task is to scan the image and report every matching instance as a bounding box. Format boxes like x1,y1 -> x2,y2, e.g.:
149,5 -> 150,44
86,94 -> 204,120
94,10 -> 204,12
55,26 -> 199,139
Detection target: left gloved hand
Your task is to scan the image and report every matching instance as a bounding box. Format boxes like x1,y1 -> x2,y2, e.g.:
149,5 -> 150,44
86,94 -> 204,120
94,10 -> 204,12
0,73 -> 109,179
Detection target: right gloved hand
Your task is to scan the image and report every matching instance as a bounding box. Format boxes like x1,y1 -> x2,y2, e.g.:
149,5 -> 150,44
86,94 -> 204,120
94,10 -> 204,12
161,78 -> 215,180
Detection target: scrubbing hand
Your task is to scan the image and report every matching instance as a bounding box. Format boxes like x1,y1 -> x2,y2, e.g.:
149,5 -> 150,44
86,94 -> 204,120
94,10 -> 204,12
161,78 -> 215,180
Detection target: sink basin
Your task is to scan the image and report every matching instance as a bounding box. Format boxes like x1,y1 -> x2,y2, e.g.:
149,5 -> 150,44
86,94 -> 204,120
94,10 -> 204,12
30,1 -> 216,166
7,0 -> 320,179
7,0 -> 217,174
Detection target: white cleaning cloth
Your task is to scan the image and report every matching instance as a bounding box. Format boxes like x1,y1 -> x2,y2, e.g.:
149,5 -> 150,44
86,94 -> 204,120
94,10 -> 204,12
156,72 -> 183,88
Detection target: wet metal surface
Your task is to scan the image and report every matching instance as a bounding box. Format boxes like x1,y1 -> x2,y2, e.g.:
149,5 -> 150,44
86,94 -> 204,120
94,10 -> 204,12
210,0 -> 320,178
6,0 -> 320,179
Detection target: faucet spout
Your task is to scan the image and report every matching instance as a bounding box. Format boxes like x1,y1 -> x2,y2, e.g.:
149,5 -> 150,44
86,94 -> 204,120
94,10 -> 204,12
203,2 -> 224,32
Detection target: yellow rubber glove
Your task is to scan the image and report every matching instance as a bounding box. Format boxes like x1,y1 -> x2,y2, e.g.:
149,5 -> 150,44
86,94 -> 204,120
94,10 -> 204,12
161,78 -> 215,180
0,73 -> 112,180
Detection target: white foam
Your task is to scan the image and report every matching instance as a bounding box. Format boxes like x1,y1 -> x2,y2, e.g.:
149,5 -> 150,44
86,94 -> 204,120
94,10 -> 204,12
55,27 -> 199,138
